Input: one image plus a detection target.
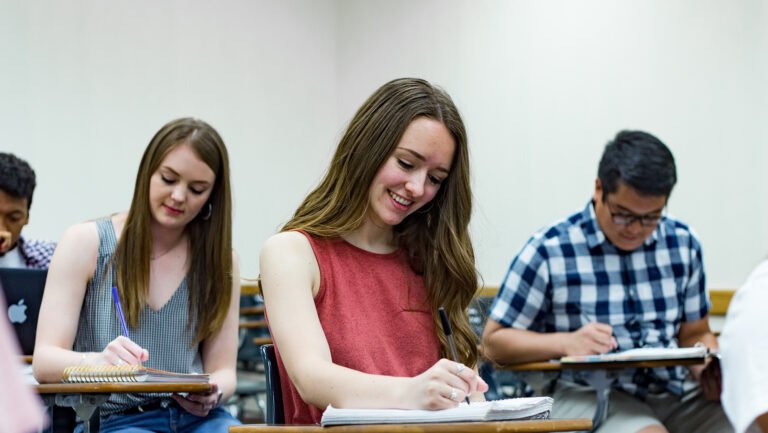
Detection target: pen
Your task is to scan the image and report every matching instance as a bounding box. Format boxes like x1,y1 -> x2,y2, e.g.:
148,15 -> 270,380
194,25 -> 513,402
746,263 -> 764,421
111,286 -> 130,337
438,307 -> 471,405
579,310 -> 618,352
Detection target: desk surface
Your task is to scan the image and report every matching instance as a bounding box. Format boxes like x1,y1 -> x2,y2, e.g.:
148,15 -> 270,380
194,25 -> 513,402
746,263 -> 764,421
230,419 -> 592,433
502,358 -> 704,372
35,382 -> 211,394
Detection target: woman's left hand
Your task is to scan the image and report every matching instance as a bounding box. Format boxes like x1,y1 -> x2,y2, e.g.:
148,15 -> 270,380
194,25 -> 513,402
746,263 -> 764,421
172,383 -> 223,417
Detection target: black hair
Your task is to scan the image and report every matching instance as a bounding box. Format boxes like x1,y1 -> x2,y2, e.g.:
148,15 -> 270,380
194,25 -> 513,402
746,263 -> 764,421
0,153 -> 36,208
598,130 -> 676,199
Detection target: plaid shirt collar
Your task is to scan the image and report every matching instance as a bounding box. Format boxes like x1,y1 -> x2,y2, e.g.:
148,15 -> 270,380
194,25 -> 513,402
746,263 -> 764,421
581,200 -> 661,250
18,236 -> 55,269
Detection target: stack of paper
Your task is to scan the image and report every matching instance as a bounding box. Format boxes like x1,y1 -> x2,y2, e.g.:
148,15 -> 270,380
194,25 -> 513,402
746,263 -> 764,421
560,346 -> 708,363
320,397 -> 553,426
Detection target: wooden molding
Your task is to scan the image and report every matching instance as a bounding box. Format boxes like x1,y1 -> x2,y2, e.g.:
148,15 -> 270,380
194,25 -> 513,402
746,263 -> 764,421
709,289 -> 735,316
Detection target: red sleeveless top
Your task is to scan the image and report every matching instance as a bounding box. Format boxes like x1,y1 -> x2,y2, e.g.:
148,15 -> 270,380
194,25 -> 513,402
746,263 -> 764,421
274,232 -> 441,424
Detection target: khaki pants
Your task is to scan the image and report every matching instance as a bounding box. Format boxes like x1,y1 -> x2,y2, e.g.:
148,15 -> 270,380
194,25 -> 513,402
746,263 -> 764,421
551,380 -> 733,433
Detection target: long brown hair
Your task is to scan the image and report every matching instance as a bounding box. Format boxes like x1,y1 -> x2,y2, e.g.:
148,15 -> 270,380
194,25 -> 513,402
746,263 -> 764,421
113,117 -> 233,344
283,78 -> 479,367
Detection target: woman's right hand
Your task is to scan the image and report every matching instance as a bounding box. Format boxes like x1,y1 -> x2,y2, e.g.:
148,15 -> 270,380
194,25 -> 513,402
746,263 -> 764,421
407,358 -> 489,410
84,336 -> 149,365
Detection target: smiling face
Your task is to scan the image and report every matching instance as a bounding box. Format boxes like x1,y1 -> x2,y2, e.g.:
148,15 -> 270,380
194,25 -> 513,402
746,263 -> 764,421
366,117 -> 456,229
593,179 -> 667,251
148,144 -> 216,230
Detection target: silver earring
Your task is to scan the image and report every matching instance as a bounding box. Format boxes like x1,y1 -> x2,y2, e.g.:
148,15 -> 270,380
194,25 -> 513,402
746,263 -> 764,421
202,203 -> 212,220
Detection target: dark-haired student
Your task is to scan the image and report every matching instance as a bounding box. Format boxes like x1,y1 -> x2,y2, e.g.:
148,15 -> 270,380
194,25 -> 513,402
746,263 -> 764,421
260,78 -> 488,424
33,118 -> 241,433
482,130 -> 732,433
0,152 -> 56,269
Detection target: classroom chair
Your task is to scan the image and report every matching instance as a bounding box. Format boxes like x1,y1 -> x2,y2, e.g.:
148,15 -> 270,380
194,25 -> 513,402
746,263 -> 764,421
260,344 -> 284,425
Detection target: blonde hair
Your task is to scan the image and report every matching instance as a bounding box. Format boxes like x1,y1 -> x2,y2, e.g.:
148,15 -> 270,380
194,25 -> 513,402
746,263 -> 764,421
113,117 -> 233,344
283,78 -> 479,367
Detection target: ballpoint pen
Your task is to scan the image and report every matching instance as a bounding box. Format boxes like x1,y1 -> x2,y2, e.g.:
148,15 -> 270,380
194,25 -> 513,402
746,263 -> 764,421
438,306 -> 471,405
111,286 -> 130,337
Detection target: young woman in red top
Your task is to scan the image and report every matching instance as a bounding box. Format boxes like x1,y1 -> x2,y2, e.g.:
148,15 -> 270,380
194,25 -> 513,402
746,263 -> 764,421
260,78 -> 488,424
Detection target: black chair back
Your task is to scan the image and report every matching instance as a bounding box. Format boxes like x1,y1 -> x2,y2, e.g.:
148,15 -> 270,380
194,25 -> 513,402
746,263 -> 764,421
260,344 -> 284,424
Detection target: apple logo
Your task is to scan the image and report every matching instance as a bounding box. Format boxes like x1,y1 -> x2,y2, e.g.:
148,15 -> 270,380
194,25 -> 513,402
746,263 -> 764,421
8,299 -> 27,324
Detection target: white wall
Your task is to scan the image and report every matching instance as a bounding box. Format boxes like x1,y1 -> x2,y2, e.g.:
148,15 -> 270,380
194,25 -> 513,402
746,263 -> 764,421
0,0 -> 339,280
335,0 -> 768,288
2,0 -> 766,287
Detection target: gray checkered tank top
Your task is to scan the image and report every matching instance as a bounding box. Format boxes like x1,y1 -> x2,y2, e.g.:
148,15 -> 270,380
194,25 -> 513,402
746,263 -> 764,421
73,218 -> 203,416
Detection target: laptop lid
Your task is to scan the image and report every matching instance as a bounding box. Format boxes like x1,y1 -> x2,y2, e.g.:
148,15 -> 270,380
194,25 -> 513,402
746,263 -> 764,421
0,268 -> 47,356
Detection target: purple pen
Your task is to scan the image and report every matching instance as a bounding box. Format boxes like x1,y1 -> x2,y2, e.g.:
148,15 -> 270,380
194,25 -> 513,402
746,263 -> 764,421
111,286 -> 130,337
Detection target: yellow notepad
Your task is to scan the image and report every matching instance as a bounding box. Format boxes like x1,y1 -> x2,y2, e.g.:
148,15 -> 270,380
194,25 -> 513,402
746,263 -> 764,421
61,365 -> 209,383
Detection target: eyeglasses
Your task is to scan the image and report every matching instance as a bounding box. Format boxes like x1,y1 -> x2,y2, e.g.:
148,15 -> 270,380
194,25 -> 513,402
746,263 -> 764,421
605,200 -> 664,227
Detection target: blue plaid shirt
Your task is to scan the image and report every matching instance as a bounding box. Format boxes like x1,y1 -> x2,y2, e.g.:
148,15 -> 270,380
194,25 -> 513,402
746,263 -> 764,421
19,236 -> 56,269
490,201 -> 708,398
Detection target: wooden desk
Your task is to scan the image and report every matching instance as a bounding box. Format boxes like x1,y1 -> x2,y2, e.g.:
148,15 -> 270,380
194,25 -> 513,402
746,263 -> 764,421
230,418 -> 592,433
36,382 -> 211,433
505,358 -> 703,372
502,358 -> 706,432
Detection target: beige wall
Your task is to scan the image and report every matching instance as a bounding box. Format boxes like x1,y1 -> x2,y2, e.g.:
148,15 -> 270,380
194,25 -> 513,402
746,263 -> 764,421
2,0 -> 766,287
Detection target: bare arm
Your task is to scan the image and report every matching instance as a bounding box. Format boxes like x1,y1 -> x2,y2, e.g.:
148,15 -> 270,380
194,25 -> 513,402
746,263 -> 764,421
32,222 -> 146,382
261,232 -> 486,411
32,223 -> 98,383
482,319 -> 617,364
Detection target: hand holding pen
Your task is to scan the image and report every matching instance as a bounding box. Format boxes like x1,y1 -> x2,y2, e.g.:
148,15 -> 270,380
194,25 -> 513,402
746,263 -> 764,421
400,308 -> 488,410
86,287 -> 150,366
568,317 -> 618,356
438,307 -> 477,405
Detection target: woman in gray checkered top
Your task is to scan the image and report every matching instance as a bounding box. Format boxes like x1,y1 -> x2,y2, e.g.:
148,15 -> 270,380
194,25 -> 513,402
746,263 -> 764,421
33,118 -> 241,433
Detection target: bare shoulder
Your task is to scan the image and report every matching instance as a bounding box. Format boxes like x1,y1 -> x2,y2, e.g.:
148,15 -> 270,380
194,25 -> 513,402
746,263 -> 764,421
260,231 -> 318,295
260,231 -> 313,260
47,221 -> 101,289
58,221 -> 100,253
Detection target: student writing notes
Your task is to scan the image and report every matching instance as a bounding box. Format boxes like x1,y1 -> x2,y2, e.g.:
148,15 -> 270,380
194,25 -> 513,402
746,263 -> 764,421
260,78 -> 488,424
33,118 -> 241,432
482,131 -> 731,433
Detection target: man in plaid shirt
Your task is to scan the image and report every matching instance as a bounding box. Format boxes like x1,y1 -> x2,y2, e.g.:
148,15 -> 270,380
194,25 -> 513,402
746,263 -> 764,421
482,131 -> 731,433
0,152 -> 56,269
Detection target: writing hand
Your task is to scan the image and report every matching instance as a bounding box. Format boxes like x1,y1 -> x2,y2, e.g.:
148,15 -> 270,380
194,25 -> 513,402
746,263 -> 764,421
172,383 -> 223,417
565,322 -> 617,356
86,336 -> 149,366
407,358 -> 489,410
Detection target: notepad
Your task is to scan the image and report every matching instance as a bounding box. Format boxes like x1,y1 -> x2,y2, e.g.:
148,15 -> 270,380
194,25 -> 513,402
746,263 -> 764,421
61,365 -> 210,383
560,346 -> 708,364
320,397 -> 553,426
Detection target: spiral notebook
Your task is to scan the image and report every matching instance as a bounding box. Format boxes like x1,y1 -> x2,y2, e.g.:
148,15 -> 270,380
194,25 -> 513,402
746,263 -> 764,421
61,365 -> 209,383
320,397 -> 553,426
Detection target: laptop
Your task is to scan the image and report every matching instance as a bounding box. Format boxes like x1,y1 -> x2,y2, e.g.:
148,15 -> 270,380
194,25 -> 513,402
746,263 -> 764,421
0,268 -> 48,356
